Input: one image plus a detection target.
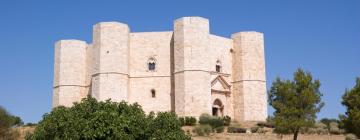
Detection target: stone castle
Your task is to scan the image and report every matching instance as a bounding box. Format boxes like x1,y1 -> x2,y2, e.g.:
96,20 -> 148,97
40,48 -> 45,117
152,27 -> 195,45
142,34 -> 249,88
53,17 -> 267,122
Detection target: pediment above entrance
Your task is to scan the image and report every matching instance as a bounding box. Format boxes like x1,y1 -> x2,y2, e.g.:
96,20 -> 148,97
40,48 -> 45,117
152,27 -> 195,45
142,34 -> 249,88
211,76 -> 231,94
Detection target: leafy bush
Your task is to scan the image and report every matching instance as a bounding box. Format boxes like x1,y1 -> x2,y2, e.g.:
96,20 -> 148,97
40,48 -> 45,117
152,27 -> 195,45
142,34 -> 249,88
214,126 -> 224,133
184,116 -> 196,126
26,97 -> 190,140
179,117 -> 185,126
346,133 -> 358,140
148,112 -> 191,140
329,122 -> 342,135
198,113 -> 224,129
222,116 -> 231,126
257,121 -> 275,128
24,123 -> 37,127
256,127 -> 267,133
251,127 -> 259,133
209,117 -> 224,129
227,126 -> 247,133
199,113 -> 212,125
341,77 -> 360,137
193,125 -> 212,136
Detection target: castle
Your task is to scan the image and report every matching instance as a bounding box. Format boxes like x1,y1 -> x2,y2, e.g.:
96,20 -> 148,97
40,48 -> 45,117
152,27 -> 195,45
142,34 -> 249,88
52,17 -> 267,122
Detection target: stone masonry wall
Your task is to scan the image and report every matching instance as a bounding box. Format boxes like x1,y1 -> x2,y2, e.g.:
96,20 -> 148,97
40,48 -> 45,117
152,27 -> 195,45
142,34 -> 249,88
53,17 -> 267,122
232,32 -> 267,121
53,40 -> 87,107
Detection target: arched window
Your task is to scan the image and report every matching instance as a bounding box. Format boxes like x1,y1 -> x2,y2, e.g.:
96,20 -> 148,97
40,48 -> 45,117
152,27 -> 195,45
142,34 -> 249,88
151,89 -> 156,98
216,60 -> 221,72
148,57 -> 156,71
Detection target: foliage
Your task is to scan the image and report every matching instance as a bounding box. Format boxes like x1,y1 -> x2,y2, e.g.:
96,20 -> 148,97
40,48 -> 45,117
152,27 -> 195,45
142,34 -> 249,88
199,113 -> 212,125
147,112 -> 191,140
320,118 -> 340,129
257,121 -> 275,128
179,117 -> 185,126
0,106 -> 23,139
214,126 -> 224,133
26,97 -> 190,140
346,133 -> 358,140
269,68 -> 324,140
193,125 -> 212,136
222,115 -> 231,126
227,126 -> 246,133
341,77 -> 360,138
184,116 -> 196,126
198,113 -> 224,129
24,123 -> 37,127
251,127 -> 259,133
300,122 -> 329,135
329,122 -> 344,135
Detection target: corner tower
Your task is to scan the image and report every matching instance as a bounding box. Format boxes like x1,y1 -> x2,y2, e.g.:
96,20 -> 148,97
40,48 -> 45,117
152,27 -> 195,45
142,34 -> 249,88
173,17 -> 212,117
91,22 -> 130,102
231,32 -> 267,121
53,40 -> 88,107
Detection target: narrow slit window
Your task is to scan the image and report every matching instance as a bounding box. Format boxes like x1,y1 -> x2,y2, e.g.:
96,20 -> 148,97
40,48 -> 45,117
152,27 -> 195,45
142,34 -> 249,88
216,60 -> 221,72
151,89 -> 156,98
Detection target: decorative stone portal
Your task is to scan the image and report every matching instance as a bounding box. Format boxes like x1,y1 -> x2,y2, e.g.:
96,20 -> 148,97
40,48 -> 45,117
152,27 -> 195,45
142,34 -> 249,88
212,99 -> 223,116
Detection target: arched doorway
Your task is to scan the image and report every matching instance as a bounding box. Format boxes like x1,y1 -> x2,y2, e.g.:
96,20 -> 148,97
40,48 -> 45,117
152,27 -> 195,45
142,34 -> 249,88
212,99 -> 224,117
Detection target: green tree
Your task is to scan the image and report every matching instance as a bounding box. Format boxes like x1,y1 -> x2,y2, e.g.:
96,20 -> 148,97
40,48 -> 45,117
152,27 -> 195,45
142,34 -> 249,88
26,96 -> 190,140
269,68 -> 324,140
0,106 -> 23,139
341,77 -> 360,137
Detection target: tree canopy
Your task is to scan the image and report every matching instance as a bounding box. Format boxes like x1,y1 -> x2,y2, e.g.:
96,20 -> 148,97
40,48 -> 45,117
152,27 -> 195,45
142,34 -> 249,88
26,97 -> 190,140
268,68 -> 324,140
341,77 -> 360,137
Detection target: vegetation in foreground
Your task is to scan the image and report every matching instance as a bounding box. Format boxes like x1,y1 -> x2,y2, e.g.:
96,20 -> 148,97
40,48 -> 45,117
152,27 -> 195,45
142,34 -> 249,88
341,77 -> 360,138
26,97 -> 190,140
0,106 -> 23,139
1,68 -> 360,140
269,68 -> 324,140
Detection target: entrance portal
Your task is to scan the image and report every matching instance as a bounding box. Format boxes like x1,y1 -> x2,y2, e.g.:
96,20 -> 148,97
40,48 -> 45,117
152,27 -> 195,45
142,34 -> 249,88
212,99 -> 223,117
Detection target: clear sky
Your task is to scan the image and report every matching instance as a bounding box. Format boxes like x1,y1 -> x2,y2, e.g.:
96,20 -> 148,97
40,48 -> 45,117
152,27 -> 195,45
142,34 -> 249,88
0,0 -> 359,123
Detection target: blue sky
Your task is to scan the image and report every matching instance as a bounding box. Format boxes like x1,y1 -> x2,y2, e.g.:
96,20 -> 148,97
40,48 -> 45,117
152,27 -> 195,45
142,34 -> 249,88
0,0 -> 359,123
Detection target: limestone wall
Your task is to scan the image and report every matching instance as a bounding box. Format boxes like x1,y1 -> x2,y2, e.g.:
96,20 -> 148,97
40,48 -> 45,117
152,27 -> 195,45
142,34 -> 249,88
52,17 -> 268,122
53,40 -> 88,107
128,32 -> 173,113
91,22 -> 130,102
174,17 -> 212,117
232,32 -> 267,121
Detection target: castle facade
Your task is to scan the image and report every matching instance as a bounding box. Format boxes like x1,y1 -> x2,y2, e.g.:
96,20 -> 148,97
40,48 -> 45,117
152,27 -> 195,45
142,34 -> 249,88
53,17 -> 267,122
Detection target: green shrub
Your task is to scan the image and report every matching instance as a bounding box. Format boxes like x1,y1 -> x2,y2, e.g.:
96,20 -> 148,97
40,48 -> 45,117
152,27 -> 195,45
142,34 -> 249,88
198,113 -> 224,129
256,127 -> 267,133
251,127 -> 259,133
257,121 -> 275,128
346,133 -> 358,140
199,113 -> 212,125
148,112 -> 191,140
179,117 -> 185,126
209,117 -> 224,129
193,125 -> 212,136
222,116 -> 231,126
227,126 -> 247,133
26,97 -> 191,140
214,126 -> 224,133
329,122 -> 342,135
184,116 -> 196,126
